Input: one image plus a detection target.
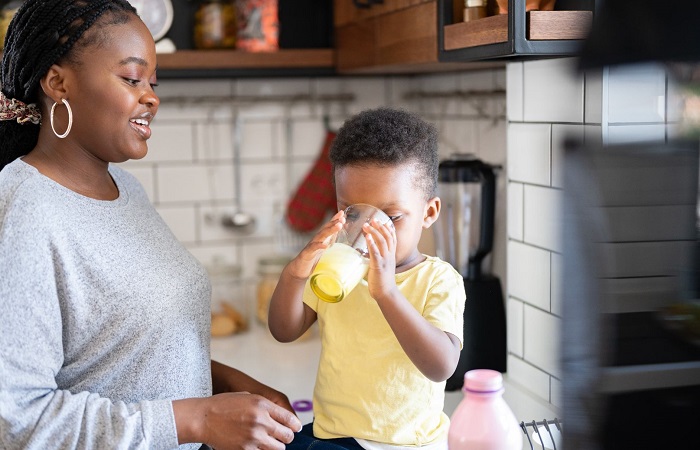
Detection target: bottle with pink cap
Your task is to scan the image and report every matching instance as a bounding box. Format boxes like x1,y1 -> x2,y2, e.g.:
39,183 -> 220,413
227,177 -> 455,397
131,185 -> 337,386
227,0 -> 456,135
448,369 -> 522,450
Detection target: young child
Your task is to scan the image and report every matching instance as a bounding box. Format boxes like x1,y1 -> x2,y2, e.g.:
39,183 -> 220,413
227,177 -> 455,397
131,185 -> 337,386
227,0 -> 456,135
268,107 -> 465,450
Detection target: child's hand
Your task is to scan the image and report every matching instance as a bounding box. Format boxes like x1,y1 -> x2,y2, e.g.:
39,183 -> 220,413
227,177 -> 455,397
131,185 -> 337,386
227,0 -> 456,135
363,219 -> 398,301
285,210 -> 345,280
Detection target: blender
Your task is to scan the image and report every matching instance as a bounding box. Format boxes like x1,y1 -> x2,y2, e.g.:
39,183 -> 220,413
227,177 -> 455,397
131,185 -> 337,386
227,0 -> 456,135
433,154 -> 507,390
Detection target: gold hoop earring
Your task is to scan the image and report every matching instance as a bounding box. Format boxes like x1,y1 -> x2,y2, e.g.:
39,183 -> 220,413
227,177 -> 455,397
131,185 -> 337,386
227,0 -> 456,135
50,99 -> 73,139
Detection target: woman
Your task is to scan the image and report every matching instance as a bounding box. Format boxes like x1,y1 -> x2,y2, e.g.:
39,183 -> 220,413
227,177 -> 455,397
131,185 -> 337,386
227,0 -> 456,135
0,1 -> 300,449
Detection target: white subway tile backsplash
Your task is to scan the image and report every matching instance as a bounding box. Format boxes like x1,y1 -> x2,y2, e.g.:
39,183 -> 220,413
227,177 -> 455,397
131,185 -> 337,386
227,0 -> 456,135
122,166 -> 155,201
476,119 -> 507,164
417,73 -> 461,116
438,119 -> 477,158
584,69 -> 604,124
507,298 -> 524,357
523,305 -> 561,378
550,253 -> 563,317
523,58 -> 584,123
506,355 -> 550,402
241,240 -> 287,279
508,182 -> 524,241
157,164 -> 235,203
606,123 -> 666,145
289,159 -> 317,195
146,122 -> 195,163
188,243 -> 240,268
156,205 -> 197,243
507,123 -> 551,185
342,77 -> 392,114
385,76 -> 417,111
507,241 -> 551,309
506,62 -> 524,122
291,120 -> 328,158
239,161 -> 286,204
550,377 -> 562,409
236,78 -> 311,97
154,102 -> 212,121
551,124 -> 584,189
155,79 -> 233,99
239,120 -> 276,161
607,63 -> 667,124
460,71 -> 499,117
583,124 -> 603,148
196,121 -> 234,161
523,185 -> 562,253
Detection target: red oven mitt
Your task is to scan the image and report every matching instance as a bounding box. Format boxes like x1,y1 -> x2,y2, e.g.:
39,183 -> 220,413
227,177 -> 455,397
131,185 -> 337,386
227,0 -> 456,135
285,130 -> 337,233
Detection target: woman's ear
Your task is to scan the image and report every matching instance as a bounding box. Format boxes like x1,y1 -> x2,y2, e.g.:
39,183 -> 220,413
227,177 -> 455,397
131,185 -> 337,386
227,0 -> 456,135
39,64 -> 69,105
422,196 -> 441,229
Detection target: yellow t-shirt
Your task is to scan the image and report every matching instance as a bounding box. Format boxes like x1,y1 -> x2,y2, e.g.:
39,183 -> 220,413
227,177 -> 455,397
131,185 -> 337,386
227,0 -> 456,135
303,255 -> 466,446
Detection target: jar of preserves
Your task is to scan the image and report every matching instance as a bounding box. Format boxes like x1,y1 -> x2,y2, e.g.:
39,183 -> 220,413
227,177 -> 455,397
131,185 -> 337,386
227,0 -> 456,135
193,0 -> 237,49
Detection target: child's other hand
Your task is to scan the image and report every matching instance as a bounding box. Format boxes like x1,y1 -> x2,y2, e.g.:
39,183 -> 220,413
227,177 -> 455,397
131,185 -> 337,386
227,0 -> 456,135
363,219 -> 397,301
285,210 -> 345,280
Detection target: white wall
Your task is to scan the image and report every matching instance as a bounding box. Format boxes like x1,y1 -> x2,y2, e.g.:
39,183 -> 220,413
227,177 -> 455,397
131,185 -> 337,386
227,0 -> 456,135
505,57 -> 681,412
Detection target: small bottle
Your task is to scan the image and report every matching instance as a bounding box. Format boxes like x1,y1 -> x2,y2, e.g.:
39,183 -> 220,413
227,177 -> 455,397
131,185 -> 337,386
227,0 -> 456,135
464,0 -> 487,22
193,0 -> 237,49
448,369 -> 522,450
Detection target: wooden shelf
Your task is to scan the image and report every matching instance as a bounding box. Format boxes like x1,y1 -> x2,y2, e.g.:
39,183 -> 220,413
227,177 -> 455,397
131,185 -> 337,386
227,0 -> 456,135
157,48 -> 334,70
439,0 -> 596,63
444,10 -> 592,51
155,48 -> 336,78
0,48 -> 336,79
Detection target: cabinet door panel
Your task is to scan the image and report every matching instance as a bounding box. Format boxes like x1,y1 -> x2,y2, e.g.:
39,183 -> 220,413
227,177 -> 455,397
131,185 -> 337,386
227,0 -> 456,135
336,19 -> 378,71
377,1 -> 437,65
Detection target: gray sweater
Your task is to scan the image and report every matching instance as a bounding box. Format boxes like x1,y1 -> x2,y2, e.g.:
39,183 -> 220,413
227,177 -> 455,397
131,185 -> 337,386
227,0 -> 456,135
0,159 -> 212,449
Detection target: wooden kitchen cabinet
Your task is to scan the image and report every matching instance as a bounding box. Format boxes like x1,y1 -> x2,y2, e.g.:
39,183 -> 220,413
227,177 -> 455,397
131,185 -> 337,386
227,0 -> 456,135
334,0 -> 494,74
439,0 -> 595,62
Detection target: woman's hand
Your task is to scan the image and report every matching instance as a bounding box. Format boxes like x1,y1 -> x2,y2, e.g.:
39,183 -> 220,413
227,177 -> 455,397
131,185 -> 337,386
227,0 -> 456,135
211,361 -> 295,415
173,393 -> 301,450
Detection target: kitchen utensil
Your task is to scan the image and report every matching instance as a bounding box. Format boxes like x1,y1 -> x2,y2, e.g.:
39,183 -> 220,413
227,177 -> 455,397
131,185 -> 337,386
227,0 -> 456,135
433,154 -> 506,390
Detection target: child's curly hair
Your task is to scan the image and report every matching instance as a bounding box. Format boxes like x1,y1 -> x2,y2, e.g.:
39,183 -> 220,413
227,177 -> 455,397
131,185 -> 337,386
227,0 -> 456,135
330,107 -> 439,200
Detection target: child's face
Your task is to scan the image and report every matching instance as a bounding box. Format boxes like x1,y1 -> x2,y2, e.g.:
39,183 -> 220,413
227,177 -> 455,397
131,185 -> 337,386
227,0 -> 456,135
334,162 -> 440,273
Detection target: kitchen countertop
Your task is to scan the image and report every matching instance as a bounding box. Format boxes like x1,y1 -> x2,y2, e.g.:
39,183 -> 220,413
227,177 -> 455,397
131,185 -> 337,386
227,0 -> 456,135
211,323 -> 560,448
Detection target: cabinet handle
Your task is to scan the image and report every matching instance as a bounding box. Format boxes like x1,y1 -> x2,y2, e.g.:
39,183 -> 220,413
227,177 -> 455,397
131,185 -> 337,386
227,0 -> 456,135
352,0 -> 383,9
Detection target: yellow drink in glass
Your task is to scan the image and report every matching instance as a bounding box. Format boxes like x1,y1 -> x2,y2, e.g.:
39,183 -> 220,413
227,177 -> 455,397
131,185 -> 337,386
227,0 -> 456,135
310,242 -> 369,303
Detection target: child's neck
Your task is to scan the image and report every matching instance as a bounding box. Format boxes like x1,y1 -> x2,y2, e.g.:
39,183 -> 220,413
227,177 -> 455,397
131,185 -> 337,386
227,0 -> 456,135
396,251 -> 426,273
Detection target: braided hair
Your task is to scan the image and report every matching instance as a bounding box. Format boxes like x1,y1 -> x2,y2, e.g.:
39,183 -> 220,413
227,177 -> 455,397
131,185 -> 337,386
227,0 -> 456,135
0,0 -> 137,171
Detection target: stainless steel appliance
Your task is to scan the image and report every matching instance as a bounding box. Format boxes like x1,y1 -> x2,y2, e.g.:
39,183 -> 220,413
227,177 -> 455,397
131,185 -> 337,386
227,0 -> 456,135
434,154 -> 506,390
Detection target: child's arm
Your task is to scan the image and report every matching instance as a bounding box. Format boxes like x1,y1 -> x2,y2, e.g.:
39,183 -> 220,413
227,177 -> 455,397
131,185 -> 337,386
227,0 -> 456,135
363,220 -> 461,382
268,211 -> 345,342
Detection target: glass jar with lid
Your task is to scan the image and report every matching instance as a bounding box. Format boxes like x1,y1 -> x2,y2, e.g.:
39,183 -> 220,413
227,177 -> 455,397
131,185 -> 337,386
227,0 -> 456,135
193,0 -> 237,49
206,260 -> 248,337
256,256 -> 291,326
256,255 -> 315,341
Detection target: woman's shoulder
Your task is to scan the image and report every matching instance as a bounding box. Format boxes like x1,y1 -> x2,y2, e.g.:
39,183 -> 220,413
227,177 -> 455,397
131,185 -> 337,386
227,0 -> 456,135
0,158 -> 49,208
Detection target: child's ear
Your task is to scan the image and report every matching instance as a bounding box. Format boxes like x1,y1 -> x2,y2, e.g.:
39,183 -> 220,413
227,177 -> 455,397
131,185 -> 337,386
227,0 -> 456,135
422,197 -> 441,228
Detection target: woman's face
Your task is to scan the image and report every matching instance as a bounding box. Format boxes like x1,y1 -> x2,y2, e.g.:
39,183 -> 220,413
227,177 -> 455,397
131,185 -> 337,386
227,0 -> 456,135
60,15 -> 159,163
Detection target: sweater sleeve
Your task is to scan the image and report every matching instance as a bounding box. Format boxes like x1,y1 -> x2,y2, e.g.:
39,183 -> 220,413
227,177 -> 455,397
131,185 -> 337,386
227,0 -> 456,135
0,200 -> 180,449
